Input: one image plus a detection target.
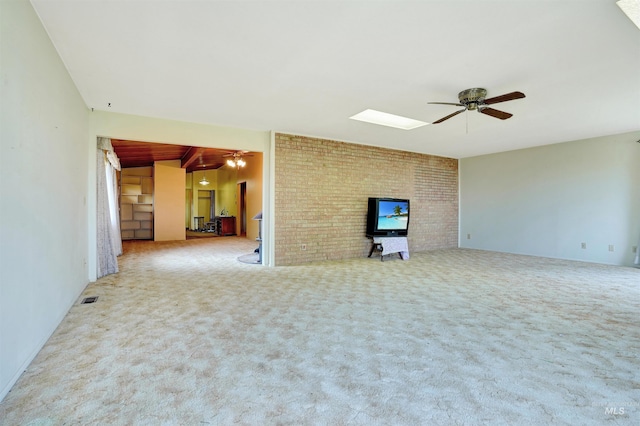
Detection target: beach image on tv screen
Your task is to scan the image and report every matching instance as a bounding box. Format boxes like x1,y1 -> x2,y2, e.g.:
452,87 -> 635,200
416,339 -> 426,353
377,200 -> 409,230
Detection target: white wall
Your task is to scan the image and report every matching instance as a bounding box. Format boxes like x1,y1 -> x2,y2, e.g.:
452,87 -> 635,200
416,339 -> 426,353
0,0 -> 90,400
460,132 -> 640,266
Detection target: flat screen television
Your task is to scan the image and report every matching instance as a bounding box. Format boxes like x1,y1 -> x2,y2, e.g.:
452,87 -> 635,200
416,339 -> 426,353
366,197 -> 410,237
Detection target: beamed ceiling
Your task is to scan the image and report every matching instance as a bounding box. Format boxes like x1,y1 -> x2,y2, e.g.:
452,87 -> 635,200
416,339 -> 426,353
110,140 -> 248,173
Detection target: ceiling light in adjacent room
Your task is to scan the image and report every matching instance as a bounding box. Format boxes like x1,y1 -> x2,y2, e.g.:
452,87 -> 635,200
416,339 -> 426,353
349,109 -> 429,130
199,170 -> 209,185
617,0 -> 640,30
227,158 -> 246,168
226,152 -> 247,168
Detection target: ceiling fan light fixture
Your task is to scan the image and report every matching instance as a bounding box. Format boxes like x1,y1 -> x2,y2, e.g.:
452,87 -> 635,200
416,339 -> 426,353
349,109 -> 429,130
429,88 -> 525,124
617,0 -> 640,30
458,88 -> 487,105
226,151 -> 248,168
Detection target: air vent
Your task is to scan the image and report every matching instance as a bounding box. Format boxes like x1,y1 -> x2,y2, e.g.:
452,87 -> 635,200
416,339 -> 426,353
81,296 -> 99,304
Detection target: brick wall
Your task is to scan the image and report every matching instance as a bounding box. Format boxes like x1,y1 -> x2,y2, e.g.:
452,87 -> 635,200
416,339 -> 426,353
274,133 -> 458,265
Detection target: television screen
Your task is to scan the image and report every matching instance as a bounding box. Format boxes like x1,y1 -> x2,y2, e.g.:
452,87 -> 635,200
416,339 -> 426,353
366,198 -> 410,237
377,200 -> 409,231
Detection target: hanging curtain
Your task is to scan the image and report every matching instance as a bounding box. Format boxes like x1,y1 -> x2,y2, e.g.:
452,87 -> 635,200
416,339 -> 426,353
97,137 -> 122,278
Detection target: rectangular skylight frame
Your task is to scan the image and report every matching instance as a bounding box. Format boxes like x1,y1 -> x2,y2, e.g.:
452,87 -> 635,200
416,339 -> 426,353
350,109 -> 429,130
617,0 -> 640,30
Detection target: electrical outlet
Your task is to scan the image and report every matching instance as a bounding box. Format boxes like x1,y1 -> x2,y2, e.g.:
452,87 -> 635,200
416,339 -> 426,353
467,233 -> 471,239
301,244 -> 307,251
608,245 -> 614,252
633,246 -> 637,254
581,242 -> 587,249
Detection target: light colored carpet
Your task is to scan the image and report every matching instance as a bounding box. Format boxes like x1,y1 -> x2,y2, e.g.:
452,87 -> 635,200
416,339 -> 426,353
1,238 -> 638,425
186,230 -> 219,239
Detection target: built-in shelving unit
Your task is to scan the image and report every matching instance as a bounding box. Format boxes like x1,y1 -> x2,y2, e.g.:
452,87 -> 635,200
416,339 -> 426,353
120,167 -> 153,240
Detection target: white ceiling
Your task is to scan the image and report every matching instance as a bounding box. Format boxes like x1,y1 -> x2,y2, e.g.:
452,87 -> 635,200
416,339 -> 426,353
31,0 -> 640,159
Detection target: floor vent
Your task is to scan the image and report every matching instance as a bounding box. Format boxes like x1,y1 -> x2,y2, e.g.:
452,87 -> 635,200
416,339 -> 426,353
81,296 -> 99,304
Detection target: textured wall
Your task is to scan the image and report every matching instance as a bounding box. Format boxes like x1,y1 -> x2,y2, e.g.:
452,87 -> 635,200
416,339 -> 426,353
274,134 -> 458,265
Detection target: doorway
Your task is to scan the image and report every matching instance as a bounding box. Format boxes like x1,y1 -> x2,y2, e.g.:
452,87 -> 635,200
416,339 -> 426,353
92,139 -> 267,282
198,190 -> 215,223
237,182 -> 247,237
197,190 -> 215,231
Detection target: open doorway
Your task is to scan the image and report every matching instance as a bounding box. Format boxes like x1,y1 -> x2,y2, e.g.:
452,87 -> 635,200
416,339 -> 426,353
198,189 -> 216,225
237,182 -> 247,237
108,139 -> 264,254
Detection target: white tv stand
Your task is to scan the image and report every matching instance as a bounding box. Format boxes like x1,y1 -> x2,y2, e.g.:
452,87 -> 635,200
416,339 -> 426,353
368,236 -> 409,261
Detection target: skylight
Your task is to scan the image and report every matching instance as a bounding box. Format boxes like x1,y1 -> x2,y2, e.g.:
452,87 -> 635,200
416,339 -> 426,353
349,109 -> 429,130
617,0 -> 640,30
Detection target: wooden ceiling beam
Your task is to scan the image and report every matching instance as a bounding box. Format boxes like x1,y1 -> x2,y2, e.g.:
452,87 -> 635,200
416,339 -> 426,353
181,146 -> 206,169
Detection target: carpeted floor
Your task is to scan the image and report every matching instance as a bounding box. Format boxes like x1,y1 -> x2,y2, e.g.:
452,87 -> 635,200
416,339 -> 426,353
186,229 -> 219,239
1,238 -> 638,425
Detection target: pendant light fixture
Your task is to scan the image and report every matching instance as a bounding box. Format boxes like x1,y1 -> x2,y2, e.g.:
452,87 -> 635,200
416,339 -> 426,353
199,169 -> 209,185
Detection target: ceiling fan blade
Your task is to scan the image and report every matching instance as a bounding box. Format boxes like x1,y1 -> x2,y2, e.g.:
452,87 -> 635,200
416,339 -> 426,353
483,91 -> 525,105
432,108 -> 466,124
223,150 -> 249,157
428,102 -> 464,106
479,107 -> 513,120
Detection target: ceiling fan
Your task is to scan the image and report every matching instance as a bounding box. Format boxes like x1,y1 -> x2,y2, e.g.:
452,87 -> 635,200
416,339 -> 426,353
223,150 -> 252,168
429,88 -> 525,124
